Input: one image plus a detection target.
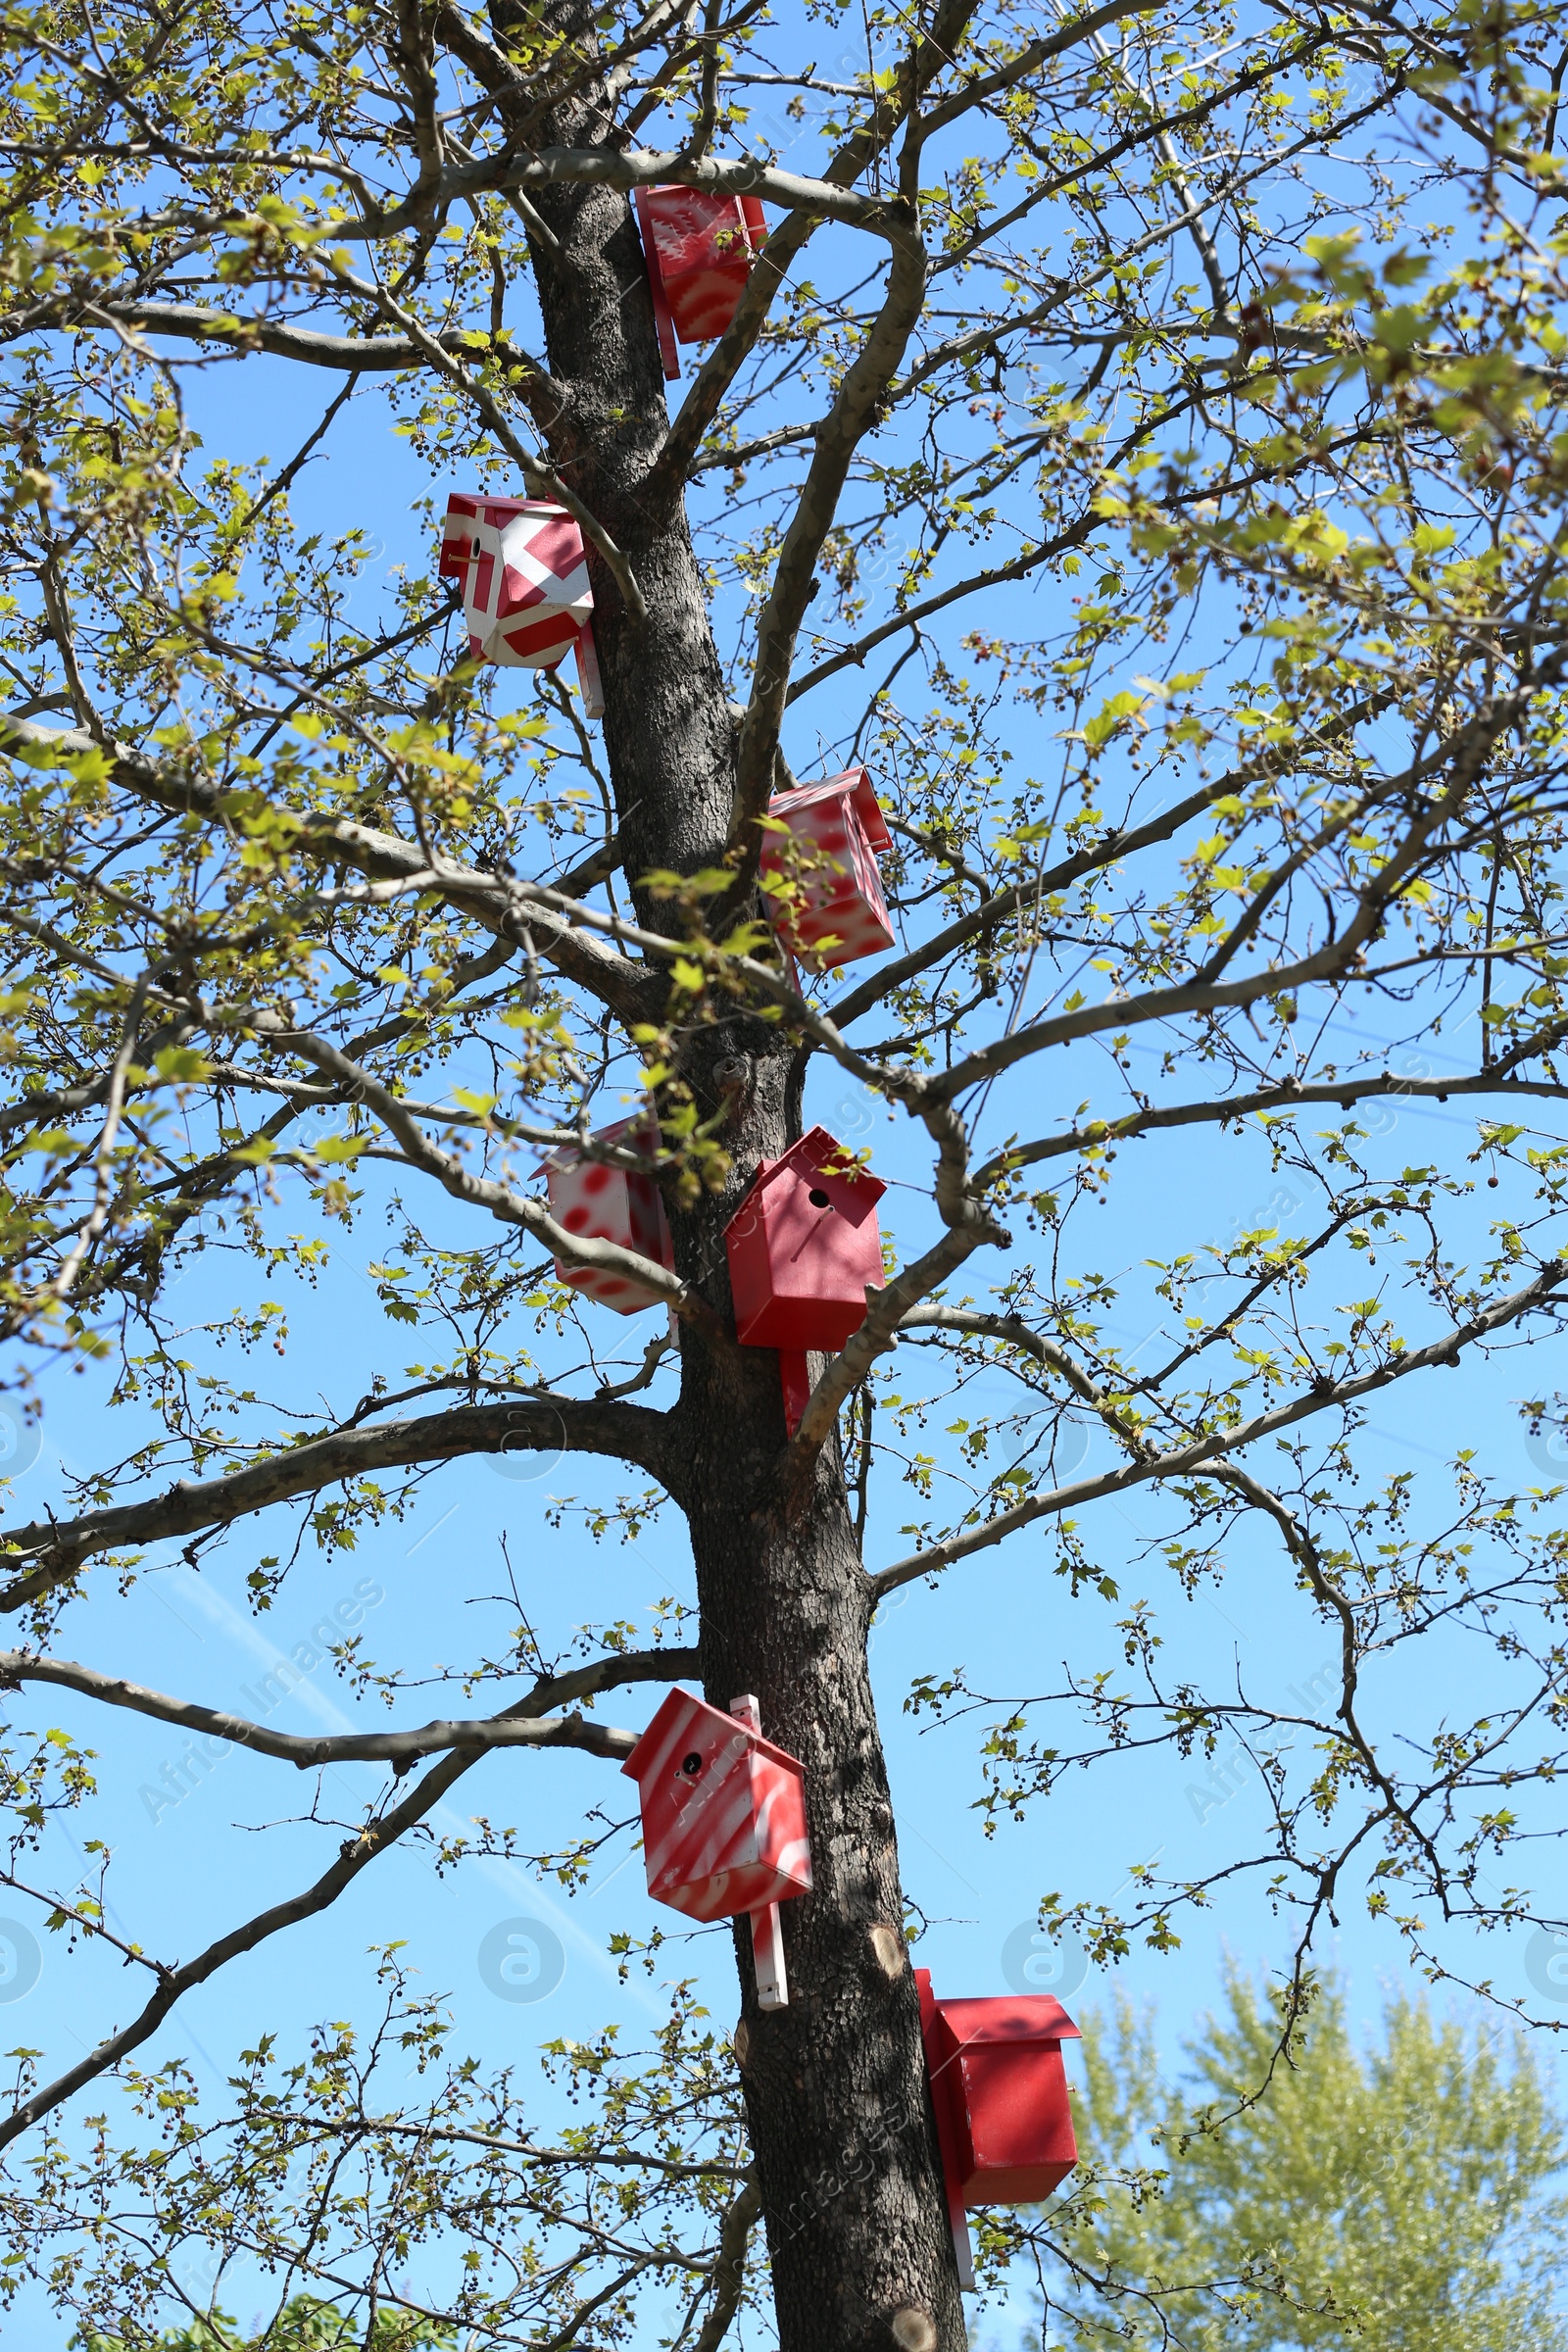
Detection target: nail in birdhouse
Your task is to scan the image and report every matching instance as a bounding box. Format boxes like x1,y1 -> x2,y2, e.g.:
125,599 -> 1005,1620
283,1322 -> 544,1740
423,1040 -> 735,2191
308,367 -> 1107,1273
633,186 -> 767,379
916,1968 -> 1080,2287
544,1117 -> 673,1314
623,1688 -> 810,2007
760,768 -> 895,970
724,1126 -> 884,1432
439,493 -> 604,714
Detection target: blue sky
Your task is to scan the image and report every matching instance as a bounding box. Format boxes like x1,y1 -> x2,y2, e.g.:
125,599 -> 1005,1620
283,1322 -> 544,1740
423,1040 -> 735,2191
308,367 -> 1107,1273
9,1022 -> 1561,2337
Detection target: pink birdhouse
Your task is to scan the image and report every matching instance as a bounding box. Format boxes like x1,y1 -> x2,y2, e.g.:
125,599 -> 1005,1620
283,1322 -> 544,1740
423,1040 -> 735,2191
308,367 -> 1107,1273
623,1688 -> 810,2007
916,1968 -> 1081,2289
439,493 -> 604,715
633,186 -> 767,379
544,1118 -> 673,1315
760,768 -> 895,970
724,1125 -> 884,1433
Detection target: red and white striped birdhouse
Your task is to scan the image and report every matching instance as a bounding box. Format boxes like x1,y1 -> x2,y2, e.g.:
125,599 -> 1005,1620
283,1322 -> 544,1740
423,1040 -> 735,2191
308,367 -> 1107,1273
916,1968 -> 1081,2289
760,768 -> 895,970
439,492 -> 604,714
724,1125 -> 884,1433
544,1118 -> 673,1315
633,186 -> 767,379
623,1688 -> 809,2007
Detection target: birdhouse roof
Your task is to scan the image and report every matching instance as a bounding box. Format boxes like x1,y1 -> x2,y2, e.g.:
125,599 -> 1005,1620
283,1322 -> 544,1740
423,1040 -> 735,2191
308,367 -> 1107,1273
932,1992 -> 1082,2047
540,1112 -> 658,1178
750,1126 -> 885,1218
620,1686 -> 805,1786
770,767 -> 892,857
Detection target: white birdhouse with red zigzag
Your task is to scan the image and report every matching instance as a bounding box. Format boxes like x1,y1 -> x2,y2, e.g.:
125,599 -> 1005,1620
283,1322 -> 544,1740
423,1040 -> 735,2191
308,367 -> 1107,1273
439,492 -> 604,714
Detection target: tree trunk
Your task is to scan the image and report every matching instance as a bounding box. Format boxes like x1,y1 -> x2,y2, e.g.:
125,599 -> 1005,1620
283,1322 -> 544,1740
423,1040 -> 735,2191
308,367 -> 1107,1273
496,6 -> 969,2342
683,1260 -> 968,2352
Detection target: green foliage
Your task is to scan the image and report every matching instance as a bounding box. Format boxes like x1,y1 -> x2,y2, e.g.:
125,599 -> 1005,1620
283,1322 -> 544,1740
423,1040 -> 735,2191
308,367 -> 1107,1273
1046,1975 -> 1568,2348
30,1959 -> 750,2352
76,2292 -> 452,2351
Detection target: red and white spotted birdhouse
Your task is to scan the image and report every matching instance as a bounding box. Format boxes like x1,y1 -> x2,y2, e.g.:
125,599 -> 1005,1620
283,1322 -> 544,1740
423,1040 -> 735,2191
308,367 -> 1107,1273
916,1968 -> 1081,2288
760,768 -> 895,970
623,1688 -> 810,2006
439,492 -> 604,714
724,1125 -> 885,1433
544,1118 -> 673,1314
633,186 -> 767,379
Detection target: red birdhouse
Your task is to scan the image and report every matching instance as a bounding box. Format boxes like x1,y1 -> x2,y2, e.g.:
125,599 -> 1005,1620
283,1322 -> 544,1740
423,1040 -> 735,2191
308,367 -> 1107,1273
544,1118 -> 673,1314
916,1968 -> 1081,2288
760,768 -> 895,970
438,492 -> 604,714
622,1688 -> 810,2007
633,186 -> 767,379
724,1126 -> 885,1433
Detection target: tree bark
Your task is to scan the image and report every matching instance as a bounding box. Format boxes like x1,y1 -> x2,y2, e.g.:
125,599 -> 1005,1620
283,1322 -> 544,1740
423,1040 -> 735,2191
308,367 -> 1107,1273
493,2 -> 968,2341
683,1300 -> 968,2352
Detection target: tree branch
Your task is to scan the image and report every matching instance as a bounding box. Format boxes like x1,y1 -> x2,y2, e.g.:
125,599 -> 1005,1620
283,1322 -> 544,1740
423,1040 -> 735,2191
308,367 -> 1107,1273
869,1256 -> 1568,1598
792,1106 -> 1009,1452
0,711 -> 657,1023
822,689 -> 1399,1035
0,1642 -> 699,1767
0,1396 -> 676,1616
914,663 -> 1561,1105
692,2171 -> 762,2352
253,1015 -> 727,1343
974,1053 -> 1568,1186
724,207 -> 928,882
0,1740 -> 485,2150
99,303 -> 565,401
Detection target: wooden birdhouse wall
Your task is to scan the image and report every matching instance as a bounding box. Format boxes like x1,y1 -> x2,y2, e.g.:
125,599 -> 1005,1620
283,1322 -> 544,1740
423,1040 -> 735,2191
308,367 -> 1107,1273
438,492 -> 603,711
633,187 -> 767,377
916,1970 -> 1080,2205
724,1125 -> 885,1353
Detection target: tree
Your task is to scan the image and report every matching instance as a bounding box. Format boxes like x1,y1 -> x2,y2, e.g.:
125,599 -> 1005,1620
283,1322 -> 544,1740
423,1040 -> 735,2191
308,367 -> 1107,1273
1042,1974 -> 1568,2349
78,2294 -> 453,2351
1,0 -> 1568,2344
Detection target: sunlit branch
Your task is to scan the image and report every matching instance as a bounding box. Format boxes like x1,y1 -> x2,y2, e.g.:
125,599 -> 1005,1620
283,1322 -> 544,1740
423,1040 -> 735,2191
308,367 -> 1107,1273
972,1043 -> 1568,1188
0,1641 -> 701,1766
257,1014 -> 718,1332
903,76 -> 1401,392
335,145 -> 919,244
728,209 -> 930,877
869,1255 -> 1568,1598
96,303 -> 565,390
0,710 -> 655,1022
313,251 -> 647,621
897,1305 -> 1149,1459
0,1394 -> 678,1617
792,1106 -> 1010,1455
926,24 -> 1344,275
0,1740 -> 486,2151
45,980 -> 145,1307
227,2107 -> 746,2176
1203,1456 -> 1453,1904
648,0 -> 1151,497
915,669 -> 1558,1106
692,2171 -> 763,2352
824,689 -> 1399,1036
